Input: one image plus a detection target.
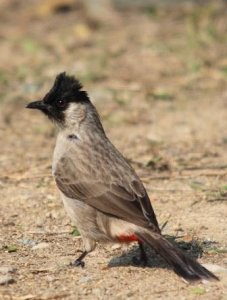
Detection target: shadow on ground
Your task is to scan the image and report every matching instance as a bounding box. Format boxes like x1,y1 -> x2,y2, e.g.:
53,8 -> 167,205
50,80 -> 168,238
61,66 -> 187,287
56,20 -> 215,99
108,237 -> 204,269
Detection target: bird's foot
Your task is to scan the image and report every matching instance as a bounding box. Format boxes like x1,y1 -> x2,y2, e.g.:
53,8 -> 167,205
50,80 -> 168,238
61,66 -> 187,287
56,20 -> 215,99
132,242 -> 148,267
132,255 -> 147,267
70,250 -> 88,268
70,259 -> 85,268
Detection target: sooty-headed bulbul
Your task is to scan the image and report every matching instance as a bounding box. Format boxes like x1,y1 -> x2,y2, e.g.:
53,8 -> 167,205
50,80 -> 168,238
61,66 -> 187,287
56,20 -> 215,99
26,73 -> 218,282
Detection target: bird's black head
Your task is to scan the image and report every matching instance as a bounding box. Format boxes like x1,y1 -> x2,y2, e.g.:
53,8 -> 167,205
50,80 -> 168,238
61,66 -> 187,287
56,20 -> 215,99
26,72 -> 90,124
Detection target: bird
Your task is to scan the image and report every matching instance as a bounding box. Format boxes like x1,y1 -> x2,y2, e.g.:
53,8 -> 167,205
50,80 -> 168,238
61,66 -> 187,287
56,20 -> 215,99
26,72 -> 218,282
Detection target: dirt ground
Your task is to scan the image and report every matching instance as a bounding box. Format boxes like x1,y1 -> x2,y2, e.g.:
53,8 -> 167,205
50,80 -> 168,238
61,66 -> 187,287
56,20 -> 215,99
0,1 -> 227,299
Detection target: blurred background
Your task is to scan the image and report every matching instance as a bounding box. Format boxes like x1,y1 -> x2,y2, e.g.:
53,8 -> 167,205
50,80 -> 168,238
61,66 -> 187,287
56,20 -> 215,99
1,0 -> 227,168
0,0 -> 227,298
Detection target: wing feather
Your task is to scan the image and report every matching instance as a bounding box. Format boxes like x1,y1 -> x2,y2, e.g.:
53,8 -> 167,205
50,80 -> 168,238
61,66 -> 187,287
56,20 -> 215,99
54,143 -> 160,231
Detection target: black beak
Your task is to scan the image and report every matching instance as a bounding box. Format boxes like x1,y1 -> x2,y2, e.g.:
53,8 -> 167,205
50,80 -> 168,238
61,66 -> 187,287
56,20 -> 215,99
26,100 -> 47,110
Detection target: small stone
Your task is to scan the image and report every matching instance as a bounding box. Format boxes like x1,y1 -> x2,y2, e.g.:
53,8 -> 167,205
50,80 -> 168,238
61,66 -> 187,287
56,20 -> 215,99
0,275 -> 15,285
79,276 -> 93,284
46,275 -> 55,282
203,264 -> 227,273
46,194 -> 55,201
0,266 -> 16,274
111,244 -> 121,250
19,238 -> 37,247
32,242 -> 49,250
35,218 -> 44,228
92,288 -> 102,297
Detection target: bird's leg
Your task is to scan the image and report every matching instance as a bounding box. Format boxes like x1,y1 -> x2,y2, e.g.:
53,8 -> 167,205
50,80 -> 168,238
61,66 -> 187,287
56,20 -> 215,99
132,242 -> 148,267
71,251 -> 88,268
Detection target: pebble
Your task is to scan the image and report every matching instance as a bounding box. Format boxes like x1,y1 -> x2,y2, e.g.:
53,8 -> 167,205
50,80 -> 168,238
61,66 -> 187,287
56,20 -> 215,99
79,276 -> 93,284
0,275 -> 14,285
111,244 -> 121,250
35,218 -> 45,228
0,266 -> 16,274
46,275 -> 55,282
19,238 -> 37,247
32,242 -> 49,250
92,288 -> 102,297
203,264 -> 227,273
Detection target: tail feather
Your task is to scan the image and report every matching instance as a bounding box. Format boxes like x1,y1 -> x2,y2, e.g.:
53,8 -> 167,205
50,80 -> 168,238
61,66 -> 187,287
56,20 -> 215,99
136,231 -> 219,282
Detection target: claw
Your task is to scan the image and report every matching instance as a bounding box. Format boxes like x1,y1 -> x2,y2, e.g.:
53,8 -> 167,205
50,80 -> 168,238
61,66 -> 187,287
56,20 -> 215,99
71,259 -> 85,268
70,250 -> 88,268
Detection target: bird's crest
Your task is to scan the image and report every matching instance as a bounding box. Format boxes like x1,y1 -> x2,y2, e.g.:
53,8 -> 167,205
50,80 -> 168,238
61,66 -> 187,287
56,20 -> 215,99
44,72 -> 89,103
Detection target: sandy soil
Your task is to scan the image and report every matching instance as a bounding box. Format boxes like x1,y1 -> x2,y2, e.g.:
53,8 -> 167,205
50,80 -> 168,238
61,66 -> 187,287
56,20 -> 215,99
0,1 -> 227,299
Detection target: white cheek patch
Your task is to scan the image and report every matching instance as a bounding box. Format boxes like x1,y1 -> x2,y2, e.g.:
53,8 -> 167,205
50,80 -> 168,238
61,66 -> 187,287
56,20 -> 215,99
65,102 -> 85,129
65,103 -> 82,143
65,103 -> 78,121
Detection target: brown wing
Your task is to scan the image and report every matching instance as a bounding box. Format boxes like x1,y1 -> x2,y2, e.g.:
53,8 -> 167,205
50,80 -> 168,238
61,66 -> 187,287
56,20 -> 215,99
54,144 -> 160,231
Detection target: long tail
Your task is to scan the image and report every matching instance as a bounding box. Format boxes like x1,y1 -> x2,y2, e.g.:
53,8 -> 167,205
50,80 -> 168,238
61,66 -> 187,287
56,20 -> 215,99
136,231 -> 219,282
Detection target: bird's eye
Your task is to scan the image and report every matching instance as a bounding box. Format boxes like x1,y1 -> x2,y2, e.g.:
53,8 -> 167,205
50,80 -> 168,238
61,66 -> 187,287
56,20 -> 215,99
56,99 -> 66,108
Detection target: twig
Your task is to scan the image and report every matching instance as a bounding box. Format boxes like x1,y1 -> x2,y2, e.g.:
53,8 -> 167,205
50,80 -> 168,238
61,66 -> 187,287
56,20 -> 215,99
160,220 -> 169,231
0,293 -> 70,300
28,231 -> 81,238
142,171 -> 227,182
181,164 -> 227,171
141,175 -> 171,182
37,293 -> 70,300
0,175 -> 52,182
130,158 -> 227,171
